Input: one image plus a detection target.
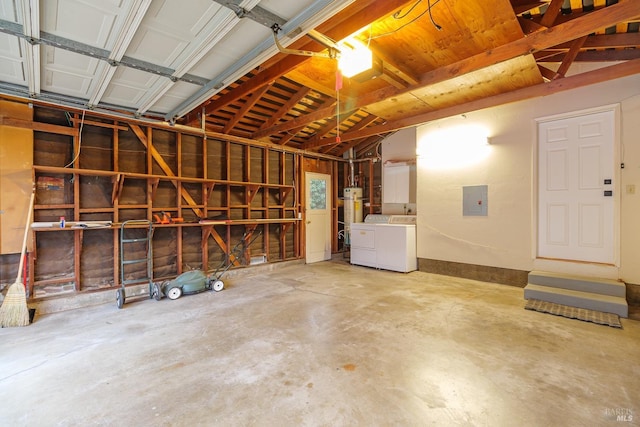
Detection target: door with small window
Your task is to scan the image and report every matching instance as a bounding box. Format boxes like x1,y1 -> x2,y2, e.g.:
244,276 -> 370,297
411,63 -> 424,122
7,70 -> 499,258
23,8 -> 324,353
305,172 -> 331,263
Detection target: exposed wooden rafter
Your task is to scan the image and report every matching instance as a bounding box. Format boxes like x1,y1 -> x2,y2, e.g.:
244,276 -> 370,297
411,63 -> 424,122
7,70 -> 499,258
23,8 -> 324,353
248,0 -> 638,147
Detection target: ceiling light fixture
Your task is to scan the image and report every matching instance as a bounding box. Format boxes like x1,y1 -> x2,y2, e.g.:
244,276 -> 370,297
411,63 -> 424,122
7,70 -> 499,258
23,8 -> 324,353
337,38 -> 372,78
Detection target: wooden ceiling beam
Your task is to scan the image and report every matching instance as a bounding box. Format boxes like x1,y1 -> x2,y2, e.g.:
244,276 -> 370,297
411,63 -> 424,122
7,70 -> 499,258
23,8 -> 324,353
222,85 -> 270,133
256,86 -> 311,131
540,0 -> 565,27
336,134 -> 381,157
518,16 -> 546,35
553,35 -> 589,78
320,58 -> 640,144
520,3 -> 640,26
285,68 -> 339,98
182,0 -> 411,126
304,114 -> 378,150
379,71 -> 409,90
537,49 -> 640,62
276,124 -> 308,146
300,110 -> 367,149
537,64 -> 557,81
512,2 -> 549,15
562,32 -> 640,49
252,0 -> 638,139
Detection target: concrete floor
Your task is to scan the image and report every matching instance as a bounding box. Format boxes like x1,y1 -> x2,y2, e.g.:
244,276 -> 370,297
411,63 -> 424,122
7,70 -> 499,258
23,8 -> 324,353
1,259 -> 639,426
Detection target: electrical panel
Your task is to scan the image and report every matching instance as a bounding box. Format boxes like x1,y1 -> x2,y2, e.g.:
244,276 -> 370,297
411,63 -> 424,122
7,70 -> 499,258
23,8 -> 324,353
463,185 -> 488,216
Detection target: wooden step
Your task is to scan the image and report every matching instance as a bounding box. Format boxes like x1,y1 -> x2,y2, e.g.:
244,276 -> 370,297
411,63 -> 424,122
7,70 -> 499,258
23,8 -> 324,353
524,283 -> 628,318
528,270 -> 626,297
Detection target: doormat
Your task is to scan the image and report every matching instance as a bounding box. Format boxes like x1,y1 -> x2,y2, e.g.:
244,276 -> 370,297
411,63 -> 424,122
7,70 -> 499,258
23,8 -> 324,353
525,299 -> 622,329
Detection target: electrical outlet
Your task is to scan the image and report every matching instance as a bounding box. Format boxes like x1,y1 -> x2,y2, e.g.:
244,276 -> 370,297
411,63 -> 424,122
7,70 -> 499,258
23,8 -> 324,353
626,184 -> 636,195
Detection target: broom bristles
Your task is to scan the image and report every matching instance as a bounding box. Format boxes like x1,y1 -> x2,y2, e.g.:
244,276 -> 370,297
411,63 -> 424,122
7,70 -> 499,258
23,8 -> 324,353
0,281 -> 30,327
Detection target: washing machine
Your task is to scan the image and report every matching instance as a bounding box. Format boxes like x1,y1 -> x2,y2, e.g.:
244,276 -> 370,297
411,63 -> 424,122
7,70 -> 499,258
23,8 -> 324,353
350,215 -> 417,272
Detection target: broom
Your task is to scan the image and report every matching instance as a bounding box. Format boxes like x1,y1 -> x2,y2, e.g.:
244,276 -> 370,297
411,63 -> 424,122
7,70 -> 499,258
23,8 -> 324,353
0,190 -> 35,327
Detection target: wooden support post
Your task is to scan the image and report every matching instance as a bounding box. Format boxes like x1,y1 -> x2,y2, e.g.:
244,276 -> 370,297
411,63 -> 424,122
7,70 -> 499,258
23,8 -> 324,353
262,148 -> 269,259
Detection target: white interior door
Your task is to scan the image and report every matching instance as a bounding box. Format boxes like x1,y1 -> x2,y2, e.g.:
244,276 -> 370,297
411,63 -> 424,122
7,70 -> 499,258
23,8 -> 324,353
538,108 -> 616,264
305,172 -> 331,263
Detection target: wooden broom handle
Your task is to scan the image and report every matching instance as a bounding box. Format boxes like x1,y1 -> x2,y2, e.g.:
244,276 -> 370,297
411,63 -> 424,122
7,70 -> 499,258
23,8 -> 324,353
15,191 -> 35,284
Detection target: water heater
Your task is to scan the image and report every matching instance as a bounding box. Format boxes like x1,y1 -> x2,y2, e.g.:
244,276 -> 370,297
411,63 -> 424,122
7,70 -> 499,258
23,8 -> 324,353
344,187 -> 363,225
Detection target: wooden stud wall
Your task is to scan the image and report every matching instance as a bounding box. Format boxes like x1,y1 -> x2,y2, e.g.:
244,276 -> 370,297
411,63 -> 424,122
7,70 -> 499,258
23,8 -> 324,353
26,106 -> 306,299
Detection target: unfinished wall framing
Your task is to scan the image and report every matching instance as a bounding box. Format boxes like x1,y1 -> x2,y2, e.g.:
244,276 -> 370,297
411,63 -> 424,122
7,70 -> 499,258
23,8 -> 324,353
28,106 -> 303,299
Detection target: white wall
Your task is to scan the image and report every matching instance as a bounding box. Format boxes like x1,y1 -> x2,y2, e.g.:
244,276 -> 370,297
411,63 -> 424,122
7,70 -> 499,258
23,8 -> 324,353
415,73 -> 640,284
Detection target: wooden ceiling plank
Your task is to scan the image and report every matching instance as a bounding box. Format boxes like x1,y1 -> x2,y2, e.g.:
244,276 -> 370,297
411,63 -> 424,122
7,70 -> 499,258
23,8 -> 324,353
415,0 -> 638,84
254,0 -> 637,138
183,0 -> 411,125
370,41 -> 419,86
325,58 -> 640,144
554,35 -> 589,78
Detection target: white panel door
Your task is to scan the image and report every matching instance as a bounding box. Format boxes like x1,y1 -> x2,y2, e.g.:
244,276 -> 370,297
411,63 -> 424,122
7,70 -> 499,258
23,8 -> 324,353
305,172 -> 331,263
538,109 -> 615,263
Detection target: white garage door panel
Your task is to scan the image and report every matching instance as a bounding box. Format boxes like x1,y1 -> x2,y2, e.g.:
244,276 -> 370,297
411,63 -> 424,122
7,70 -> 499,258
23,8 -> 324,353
189,18 -> 268,78
127,26 -> 189,67
0,0 -> 19,21
149,81 -> 200,113
0,0 -> 357,120
43,0 -> 119,48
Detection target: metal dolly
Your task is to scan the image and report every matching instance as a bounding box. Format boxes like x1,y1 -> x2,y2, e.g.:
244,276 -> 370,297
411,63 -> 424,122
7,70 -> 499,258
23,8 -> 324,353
117,220 -> 154,309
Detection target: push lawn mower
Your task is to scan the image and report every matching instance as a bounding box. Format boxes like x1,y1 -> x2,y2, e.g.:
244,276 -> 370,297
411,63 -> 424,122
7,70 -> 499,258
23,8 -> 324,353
152,270 -> 224,301
151,228 -> 262,301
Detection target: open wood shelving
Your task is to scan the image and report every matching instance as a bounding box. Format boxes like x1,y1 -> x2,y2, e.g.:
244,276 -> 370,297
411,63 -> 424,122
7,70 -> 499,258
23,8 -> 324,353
29,110 -> 302,299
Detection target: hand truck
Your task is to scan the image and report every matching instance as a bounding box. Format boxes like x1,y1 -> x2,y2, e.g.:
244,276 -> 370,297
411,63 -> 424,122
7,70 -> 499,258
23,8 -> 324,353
116,220 -> 154,309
